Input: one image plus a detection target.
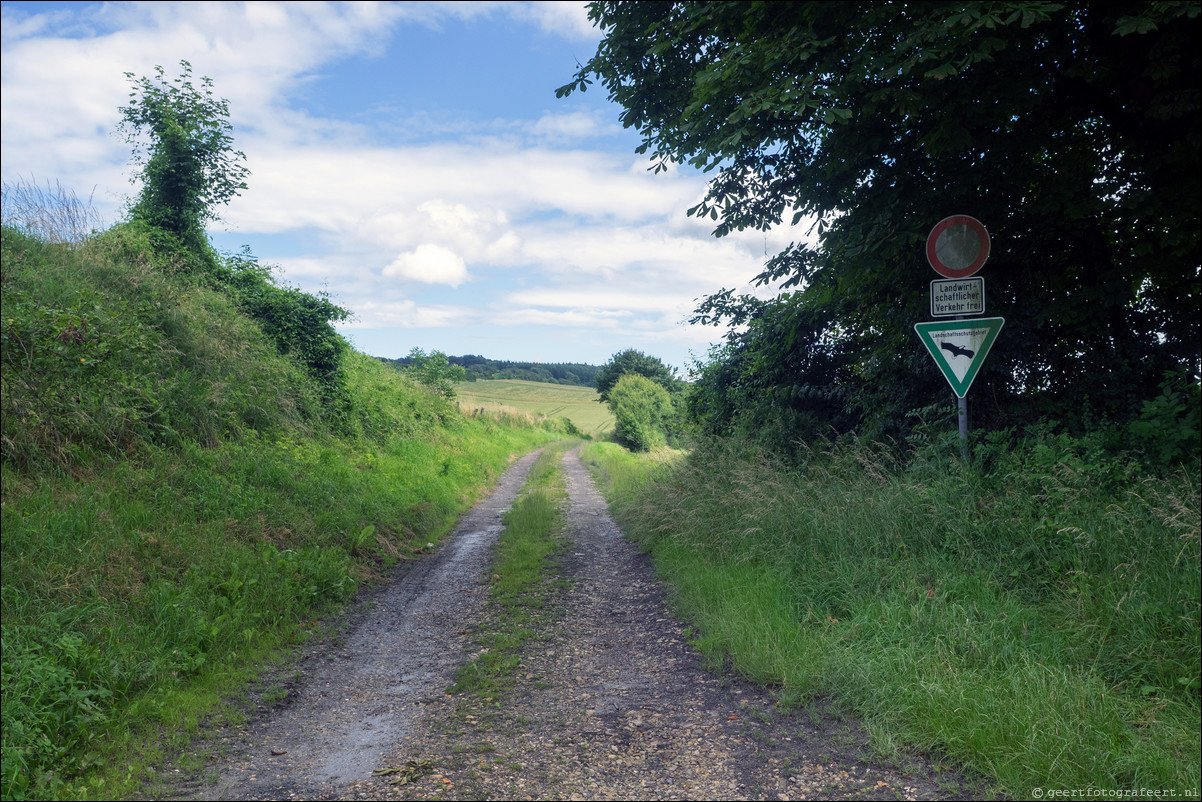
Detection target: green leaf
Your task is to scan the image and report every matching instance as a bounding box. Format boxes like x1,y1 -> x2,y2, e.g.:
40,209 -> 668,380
1114,15 -> 1158,35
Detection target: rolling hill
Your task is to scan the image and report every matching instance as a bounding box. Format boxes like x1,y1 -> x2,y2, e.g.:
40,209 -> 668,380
455,379 -> 614,437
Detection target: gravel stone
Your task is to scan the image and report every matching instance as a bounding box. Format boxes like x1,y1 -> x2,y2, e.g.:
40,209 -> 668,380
175,447 -> 993,801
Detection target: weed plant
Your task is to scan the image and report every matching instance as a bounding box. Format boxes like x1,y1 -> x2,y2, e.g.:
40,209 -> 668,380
1,221 -> 563,800
581,436 -> 1201,798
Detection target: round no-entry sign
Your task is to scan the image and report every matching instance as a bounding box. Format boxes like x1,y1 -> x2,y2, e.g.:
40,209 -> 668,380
927,215 -> 990,278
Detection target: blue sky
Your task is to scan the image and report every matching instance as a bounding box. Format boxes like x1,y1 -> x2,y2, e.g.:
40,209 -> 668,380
1,1 -> 799,372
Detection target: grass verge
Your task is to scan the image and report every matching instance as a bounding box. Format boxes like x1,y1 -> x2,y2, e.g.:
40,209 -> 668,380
2,423 -> 559,801
580,437 -> 1201,799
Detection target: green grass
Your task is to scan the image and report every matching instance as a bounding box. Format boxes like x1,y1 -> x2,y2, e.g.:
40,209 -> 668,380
0,224 -> 569,800
581,437 -> 1201,799
455,379 -> 613,438
448,443 -> 572,703
1,403 -> 559,801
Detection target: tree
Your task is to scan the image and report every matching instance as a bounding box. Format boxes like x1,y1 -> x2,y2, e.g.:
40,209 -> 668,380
688,290 -> 858,449
595,348 -> 682,403
114,65 -> 352,426
403,348 -> 467,400
562,2 -> 1200,438
118,60 -> 250,254
608,373 -> 674,451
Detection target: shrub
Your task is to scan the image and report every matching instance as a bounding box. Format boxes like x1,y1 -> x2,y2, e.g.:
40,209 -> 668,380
401,348 -> 466,400
607,373 -> 673,451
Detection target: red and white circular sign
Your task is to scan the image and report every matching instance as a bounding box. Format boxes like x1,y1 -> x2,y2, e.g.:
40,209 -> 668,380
927,215 -> 990,278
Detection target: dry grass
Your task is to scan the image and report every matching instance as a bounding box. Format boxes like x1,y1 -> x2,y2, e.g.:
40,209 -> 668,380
1,178 -> 104,246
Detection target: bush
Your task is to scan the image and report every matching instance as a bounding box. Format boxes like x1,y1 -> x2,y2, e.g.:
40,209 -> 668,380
222,250 -> 351,423
1128,368 -> 1201,470
595,348 -> 682,402
607,373 -> 673,451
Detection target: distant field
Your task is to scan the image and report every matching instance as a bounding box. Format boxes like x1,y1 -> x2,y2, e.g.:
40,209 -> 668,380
455,379 -> 614,437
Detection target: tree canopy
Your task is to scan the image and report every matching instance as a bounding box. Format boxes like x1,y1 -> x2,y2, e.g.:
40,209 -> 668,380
561,1 -> 1200,441
400,348 -> 467,400
595,348 -> 682,402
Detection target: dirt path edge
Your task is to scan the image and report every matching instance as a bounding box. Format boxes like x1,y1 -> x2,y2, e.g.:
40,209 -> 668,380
174,448 -> 544,801
356,448 -> 995,801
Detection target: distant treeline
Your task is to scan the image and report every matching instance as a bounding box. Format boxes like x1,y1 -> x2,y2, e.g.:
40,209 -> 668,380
382,354 -> 601,387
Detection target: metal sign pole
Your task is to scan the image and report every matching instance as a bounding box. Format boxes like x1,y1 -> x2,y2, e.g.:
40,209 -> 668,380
958,394 -> 968,461
956,312 -> 969,462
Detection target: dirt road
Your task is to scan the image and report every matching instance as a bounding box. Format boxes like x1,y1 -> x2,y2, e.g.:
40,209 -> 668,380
182,448 -> 985,800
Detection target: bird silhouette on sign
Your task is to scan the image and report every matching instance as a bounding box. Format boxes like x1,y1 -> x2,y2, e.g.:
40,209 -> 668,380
940,342 -> 975,359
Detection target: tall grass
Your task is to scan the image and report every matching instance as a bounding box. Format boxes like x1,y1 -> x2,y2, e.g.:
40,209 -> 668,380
1,179 -> 104,247
2,225 -> 323,468
582,437 -> 1201,798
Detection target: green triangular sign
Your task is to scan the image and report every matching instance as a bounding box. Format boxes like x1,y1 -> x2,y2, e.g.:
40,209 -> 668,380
914,317 -> 1004,398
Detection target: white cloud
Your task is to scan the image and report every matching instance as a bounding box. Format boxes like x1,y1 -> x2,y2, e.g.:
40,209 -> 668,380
505,1 -> 599,41
493,307 -> 631,329
505,286 -> 693,314
531,110 -> 615,142
486,230 -> 522,262
342,298 -> 469,329
1,2 -> 406,125
383,244 -> 470,286
220,140 -> 707,257
1,0 -> 808,368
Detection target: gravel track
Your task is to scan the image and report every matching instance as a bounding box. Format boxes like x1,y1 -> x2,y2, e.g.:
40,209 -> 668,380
183,449 -> 544,801
178,447 -> 989,801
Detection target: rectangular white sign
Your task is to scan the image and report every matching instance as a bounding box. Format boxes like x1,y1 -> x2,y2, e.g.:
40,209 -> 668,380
930,277 -> 985,317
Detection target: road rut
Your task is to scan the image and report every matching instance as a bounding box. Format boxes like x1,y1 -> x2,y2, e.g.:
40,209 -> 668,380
182,447 -> 987,801
186,449 -> 543,800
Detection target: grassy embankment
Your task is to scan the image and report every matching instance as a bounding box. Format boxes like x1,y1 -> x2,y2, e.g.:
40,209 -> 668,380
581,438 -> 1201,799
455,379 -> 613,439
0,223 -> 568,801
